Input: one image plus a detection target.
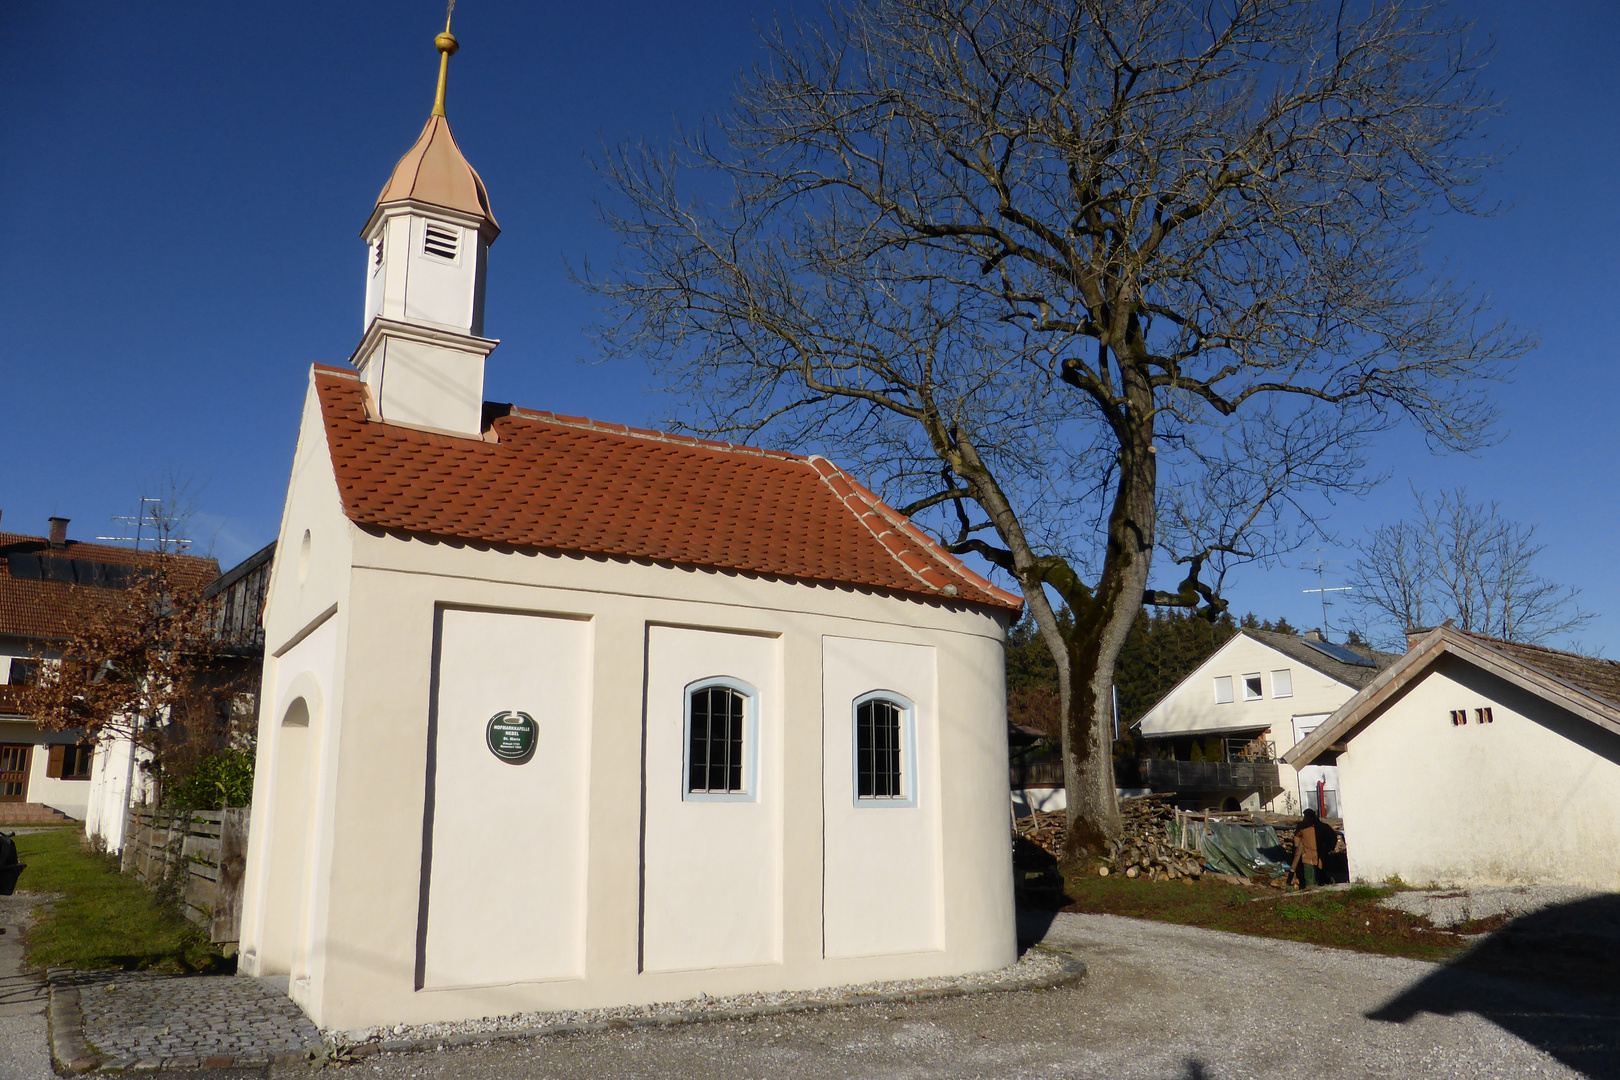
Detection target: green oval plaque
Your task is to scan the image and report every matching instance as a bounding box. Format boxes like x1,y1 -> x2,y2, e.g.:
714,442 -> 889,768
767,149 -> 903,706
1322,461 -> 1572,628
486,711 -> 537,763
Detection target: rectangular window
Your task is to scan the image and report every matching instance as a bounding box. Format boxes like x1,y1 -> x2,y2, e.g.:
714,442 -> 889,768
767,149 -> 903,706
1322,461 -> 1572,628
1271,669 -> 1293,699
1213,676 -> 1234,704
1243,674 -> 1264,701
856,698 -> 904,798
687,684 -> 747,794
1476,707 -> 1493,724
1450,710 -> 1467,726
422,222 -> 459,261
47,744 -> 92,780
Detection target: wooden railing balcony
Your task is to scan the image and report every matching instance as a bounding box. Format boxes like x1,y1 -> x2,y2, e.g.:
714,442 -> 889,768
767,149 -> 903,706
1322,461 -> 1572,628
1142,759 -> 1280,794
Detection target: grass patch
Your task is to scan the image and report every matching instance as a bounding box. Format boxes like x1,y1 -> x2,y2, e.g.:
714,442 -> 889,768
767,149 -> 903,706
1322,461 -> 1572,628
12,829 -> 231,973
1062,871 -> 1472,961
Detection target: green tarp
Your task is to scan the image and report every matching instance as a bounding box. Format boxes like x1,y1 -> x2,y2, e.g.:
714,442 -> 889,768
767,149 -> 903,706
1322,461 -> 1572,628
1172,818 -> 1293,878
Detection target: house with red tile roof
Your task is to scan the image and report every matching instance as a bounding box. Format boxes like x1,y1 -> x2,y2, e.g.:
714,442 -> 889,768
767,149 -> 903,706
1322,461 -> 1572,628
1285,626 -> 1620,888
237,25 -> 1023,1031
0,517 -> 219,831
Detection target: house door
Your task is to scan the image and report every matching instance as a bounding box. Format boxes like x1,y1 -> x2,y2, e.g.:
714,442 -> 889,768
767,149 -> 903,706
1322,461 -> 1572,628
0,745 -> 31,802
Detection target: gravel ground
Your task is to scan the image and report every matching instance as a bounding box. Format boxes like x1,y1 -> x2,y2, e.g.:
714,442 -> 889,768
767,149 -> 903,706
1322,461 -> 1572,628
257,911 -> 1614,1080
330,949 -> 1075,1047
0,892 -> 53,1080
1381,885 -> 1600,928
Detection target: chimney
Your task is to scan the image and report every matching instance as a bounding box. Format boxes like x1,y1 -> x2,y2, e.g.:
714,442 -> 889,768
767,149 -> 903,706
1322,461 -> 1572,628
1303,629 -> 1324,643
48,516 -> 69,548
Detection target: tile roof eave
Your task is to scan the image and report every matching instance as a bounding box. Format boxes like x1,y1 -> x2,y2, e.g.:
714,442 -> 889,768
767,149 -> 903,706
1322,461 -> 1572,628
1282,626 -> 1620,767
314,367 -> 1022,613
352,521 -> 1020,616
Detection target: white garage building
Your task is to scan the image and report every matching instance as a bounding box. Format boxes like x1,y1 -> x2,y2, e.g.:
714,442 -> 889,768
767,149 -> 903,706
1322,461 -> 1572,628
1285,625 -> 1620,890
236,31 -> 1022,1030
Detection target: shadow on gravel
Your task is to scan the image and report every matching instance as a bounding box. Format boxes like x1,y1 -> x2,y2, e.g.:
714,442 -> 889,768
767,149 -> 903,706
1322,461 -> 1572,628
1367,893 -> 1620,1079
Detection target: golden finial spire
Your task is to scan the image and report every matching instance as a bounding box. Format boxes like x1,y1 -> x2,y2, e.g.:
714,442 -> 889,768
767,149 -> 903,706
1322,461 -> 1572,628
431,0 -> 459,118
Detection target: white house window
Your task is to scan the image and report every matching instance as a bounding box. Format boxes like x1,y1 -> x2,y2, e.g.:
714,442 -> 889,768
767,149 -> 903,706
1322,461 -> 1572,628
1476,707 -> 1494,724
1243,673 -> 1263,701
1213,676 -> 1234,704
684,678 -> 757,801
852,692 -> 918,807
422,222 -> 459,261
1271,669 -> 1293,699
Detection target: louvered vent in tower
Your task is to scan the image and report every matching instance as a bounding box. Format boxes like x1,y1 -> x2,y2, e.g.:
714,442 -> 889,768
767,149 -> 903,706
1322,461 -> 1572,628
422,222 -> 459,261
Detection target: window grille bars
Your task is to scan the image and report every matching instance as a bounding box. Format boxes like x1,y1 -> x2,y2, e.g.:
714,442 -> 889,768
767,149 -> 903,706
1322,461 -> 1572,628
688,685 -> 747,794
856,698 -> 903,798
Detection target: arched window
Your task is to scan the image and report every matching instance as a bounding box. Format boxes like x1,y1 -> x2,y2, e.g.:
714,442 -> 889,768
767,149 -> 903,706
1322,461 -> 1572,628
852,693 -> 917,807
683,678 -> 758,801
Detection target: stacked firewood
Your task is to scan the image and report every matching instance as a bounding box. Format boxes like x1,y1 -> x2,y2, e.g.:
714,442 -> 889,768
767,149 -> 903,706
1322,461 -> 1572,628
1100,794 -> 1204,881
1013,794 -> 1206,881
1012,810 -> 1067,858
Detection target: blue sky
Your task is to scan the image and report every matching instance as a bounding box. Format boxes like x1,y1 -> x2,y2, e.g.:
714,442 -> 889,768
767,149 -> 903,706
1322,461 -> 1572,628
3,1 -> 1616,652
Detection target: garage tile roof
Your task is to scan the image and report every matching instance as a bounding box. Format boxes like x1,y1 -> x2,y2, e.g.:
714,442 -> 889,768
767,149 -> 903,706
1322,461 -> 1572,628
0,532 -> 219,643
313,366 -> 1020,612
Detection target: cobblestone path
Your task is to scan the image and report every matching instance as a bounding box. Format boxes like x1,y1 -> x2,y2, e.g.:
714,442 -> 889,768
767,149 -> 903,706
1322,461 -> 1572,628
50,971 -> 321,1069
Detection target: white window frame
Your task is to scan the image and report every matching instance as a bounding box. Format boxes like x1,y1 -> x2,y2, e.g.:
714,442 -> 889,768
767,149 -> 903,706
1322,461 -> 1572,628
850,690 -> 918,809
1271,669 -> 1293,699
1242,673 -> 1264,701
681,676 -> 759,803
1213,676 -> 1234,705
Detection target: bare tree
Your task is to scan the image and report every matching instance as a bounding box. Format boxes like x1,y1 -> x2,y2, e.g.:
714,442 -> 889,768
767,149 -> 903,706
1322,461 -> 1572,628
587,0 -> 1527,854
1347,488 -> 1591,647
23,487 -> 251,804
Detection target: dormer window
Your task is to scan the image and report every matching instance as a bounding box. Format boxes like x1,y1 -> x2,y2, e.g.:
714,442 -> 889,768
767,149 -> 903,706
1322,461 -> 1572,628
422,222 -> 460,261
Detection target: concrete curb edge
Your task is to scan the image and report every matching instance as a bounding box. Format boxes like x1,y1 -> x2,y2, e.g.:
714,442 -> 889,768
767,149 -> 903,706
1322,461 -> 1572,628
47,980 -> 101,1075
328,951 -> 1087,1063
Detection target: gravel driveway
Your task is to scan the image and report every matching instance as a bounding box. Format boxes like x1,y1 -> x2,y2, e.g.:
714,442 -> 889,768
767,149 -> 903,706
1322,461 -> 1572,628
283,911 -> 1615,1080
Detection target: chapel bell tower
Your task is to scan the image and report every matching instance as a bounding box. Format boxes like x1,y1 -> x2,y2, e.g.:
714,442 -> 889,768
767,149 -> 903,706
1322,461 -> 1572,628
350,13 -> 500,436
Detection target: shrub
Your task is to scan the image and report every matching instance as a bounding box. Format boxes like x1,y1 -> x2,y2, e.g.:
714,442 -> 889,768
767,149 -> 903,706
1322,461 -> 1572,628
165,749 -> 254,810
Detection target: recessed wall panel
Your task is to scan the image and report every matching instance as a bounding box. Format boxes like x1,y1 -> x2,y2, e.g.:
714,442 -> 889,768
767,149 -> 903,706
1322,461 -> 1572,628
823,636 -> 943,958
642,625 -> 782,973
421,608 -> 592,989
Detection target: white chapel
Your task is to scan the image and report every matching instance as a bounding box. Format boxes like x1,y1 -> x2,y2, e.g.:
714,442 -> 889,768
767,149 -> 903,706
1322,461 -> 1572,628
237,24 -> 1023,1029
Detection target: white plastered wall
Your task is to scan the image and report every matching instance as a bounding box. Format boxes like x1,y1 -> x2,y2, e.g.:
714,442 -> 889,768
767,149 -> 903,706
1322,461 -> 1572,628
1137,634 -> 1361,810
283,525 -> 1016,1031
238,372 -> 354,999
821,636 -> 943,959
24,741 -> 89,819
1338,654 -> 1620,890
421,608 -> 594,989
642,625 -> 783,973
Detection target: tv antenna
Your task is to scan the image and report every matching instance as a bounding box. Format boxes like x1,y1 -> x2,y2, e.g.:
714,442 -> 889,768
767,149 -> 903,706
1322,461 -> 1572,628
97,497 -> 193,552
1301,550 -> 1351,638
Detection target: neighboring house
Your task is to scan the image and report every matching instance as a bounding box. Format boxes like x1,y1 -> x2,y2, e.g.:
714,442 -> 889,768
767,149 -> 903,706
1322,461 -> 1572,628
1286,626 -> 1620,889
0,516 -> 218,828
81,542 -> 273,849
236,37 -> 1024,1031
1135,629 -> 1397,814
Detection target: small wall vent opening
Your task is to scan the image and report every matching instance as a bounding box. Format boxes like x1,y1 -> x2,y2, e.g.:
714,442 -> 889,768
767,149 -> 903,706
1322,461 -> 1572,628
422,223 -> 459,261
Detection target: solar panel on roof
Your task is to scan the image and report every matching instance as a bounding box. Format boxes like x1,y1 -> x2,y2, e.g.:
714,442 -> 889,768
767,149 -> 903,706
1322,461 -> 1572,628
6,553 -> 42,579
1302,637 -> 1377,668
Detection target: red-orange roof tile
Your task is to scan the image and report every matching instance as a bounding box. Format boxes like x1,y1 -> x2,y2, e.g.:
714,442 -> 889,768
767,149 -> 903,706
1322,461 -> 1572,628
0,532 -> 219,643
312,367 -> 1020,612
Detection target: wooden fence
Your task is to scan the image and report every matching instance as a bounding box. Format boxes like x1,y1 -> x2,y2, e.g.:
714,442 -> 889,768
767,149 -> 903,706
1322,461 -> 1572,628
121,807 -> 250,946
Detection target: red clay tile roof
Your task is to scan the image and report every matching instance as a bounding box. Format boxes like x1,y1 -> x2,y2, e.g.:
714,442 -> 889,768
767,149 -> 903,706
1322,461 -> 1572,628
313,366 -> 1021,611
0,532 -> 219,643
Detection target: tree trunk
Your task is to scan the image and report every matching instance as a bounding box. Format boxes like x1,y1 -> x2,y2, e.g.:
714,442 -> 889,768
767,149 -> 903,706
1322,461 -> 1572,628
1059,397 -> 1157,858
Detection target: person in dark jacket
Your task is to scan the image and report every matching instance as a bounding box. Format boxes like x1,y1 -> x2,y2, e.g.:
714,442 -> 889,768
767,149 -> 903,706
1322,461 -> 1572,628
1291,809 -> 1338,888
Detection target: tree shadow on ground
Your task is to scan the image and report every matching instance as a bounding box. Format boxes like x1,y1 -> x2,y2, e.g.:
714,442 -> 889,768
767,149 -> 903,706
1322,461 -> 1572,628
1367,892 -> 1620,1079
